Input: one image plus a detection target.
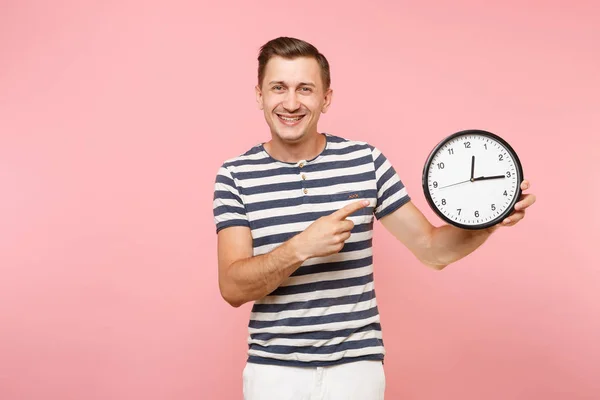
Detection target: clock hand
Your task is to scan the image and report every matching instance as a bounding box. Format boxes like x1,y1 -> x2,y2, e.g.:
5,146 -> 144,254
470,156 -> 475,181
437,179 -> 471,189
438,174 -> 505,190
473,175 -> 506,181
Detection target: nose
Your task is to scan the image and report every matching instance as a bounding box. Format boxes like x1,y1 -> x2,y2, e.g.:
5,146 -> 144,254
282,91 -> 300,112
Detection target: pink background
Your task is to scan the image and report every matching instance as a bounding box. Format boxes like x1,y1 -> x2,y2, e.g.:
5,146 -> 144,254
1,1 -> 598,399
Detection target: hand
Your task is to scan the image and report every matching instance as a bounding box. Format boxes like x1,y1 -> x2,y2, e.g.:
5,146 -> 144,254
473,174 -> 506,181
498,179 -> 536,228
437,179 -> 471,190
439,174 -> 505,189
292,199 -> 370,260
470,156 -> 475,180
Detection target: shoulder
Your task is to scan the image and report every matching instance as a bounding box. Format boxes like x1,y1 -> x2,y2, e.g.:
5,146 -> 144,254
324,133 -> 383,162
220,144 -> 263,168
216,143 -> 270,176
324,132 -> 377,153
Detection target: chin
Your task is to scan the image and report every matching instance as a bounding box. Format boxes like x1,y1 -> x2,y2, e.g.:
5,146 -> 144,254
269,123 -> 308,142
274,129 -> 307,143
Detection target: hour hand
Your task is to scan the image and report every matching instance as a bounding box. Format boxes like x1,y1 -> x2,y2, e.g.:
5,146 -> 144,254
473,174 -> 505,181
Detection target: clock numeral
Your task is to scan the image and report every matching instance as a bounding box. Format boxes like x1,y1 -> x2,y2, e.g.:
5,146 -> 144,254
491,204 -> 496,211
484,144 -> 487,150
464,142 -> 471,148
448,148 -> 454,155
437,162 -> 445,169
433,181 -> 438,188
503,190 -> 508,196
506,171 -> 511,177
474,210 -> 479,218
498,154 -> 504,161
441,199 -> 446,205
457,208 -> 461,215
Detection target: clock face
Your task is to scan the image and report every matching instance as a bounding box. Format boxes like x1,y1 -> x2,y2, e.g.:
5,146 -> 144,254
422,130 -> 523,229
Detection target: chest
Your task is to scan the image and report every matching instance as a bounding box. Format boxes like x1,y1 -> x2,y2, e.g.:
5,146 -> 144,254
238,162 -> 377,252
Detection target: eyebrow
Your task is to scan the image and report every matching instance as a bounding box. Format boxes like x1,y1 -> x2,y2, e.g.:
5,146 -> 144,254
269,81 -> 316,87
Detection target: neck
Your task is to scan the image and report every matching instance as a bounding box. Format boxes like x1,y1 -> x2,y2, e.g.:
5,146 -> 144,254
264,132 -> 326,163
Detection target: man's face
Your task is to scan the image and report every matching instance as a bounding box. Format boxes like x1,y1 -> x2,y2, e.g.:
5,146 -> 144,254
256,56 -> 332,143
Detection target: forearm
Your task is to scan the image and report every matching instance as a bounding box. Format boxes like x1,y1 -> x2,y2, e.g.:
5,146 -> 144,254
428,224 -> 497,269
220,237 -> 306,307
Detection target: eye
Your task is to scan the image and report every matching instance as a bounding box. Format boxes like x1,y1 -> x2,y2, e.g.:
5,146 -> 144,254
272,85 -> 284,91
299,87 -> 312,92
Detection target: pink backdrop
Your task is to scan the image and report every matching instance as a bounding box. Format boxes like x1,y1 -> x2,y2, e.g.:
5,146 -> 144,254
1,1 -> 598,399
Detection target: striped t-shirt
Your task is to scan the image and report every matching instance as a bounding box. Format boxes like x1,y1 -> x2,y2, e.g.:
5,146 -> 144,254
213,133 -> 410,367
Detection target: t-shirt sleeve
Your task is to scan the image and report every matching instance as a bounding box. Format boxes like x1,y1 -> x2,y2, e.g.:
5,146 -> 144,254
370,146 -> 411,220
213,164 -> 249,233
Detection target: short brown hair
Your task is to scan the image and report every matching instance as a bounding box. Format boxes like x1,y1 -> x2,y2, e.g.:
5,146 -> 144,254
257,37 -> 331,90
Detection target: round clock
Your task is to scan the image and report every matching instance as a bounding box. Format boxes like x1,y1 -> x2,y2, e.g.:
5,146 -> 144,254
422,129 -> 524,230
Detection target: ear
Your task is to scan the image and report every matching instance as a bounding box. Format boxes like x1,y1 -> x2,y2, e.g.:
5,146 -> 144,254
321,87 -> 333,113
255,85 -> 264,110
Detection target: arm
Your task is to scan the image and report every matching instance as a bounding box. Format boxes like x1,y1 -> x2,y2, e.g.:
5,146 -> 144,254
217,200 -> 370,307
380,180 -> 536,270
380,201 -> 494,270
214,164 -> 304,307
217,226 -> 305,307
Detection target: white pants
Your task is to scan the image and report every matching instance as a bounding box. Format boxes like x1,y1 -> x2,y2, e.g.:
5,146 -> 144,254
242,360 -> 386,400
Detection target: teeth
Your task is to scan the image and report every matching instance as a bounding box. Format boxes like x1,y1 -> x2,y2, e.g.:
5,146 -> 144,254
279,115 -> 303,122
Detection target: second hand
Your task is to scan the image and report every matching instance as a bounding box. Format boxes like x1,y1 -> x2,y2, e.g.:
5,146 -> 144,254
436,179 -> 471,190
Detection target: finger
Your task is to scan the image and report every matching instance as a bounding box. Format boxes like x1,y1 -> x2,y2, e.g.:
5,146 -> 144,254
515,194 -> 536,210
503,211 -> 525,226
521,180 -> 530,190
337,220 -> 355,233
338,231 -> 351,242
331,200 -> 370,220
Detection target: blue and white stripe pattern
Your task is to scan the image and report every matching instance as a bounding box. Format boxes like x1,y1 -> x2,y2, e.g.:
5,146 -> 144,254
213,133 -> 410,367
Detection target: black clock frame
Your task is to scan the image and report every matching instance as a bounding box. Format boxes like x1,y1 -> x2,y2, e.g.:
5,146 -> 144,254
421,129 -> 524,230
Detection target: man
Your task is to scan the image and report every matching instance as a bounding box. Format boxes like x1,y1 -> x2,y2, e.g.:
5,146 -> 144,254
212,37 -> 536,400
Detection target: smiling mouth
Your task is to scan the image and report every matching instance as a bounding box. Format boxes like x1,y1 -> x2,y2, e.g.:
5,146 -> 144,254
276,114 -> 305,126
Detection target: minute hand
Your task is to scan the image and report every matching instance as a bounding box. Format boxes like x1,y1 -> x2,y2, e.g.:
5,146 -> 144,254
473,175 -> 506,181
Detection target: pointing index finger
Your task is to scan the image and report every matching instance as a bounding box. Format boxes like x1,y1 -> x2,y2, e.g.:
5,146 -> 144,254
331,200 -> 371,220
